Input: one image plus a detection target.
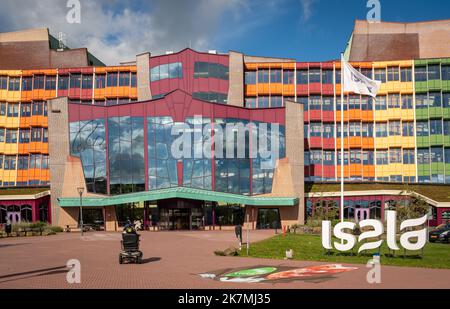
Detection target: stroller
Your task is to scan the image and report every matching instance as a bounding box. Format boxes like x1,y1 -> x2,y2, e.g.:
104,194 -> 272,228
119,226 -> 143,264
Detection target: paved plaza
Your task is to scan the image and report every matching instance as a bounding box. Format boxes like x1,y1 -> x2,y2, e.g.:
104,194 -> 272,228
0,230 -> 449,289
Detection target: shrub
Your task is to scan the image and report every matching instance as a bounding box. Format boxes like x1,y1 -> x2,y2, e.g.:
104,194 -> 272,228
48,226 -> 63,233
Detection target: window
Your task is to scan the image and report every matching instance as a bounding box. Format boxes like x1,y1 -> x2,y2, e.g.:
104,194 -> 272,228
0,128 -> 4,142
4,156 -> 16,170
21,103 -> 31,117
82,75 -> 93,89
107,72 -> 118,87
298,97 -> 308,111
376,123 -> 387,137
0,76 -> 7,89
0,102 -> 5,115
18,156 -> 29,170
416,121 -> 429,136
270,69 -> 281,83
445,148 -> 450,164
360,68 -> 372,79
42,155 -> 49,169
22,77 -> 32,91
43,128 -> 48,142
431,147 -> 443,163
388,94 -> 400,108
401,67 -> 412,82
322,70 -> 333,84
32,101 -> 43,116
337,123 -> 349,138
402,94 -> 413,109
131,72 -> 137,87
323,124 -> 334,138
6,129 -> 17,143
402,122 -> 414,136
417,148 -> 430,164
387,67 -> 399,81
193,62 -> 227,80
429,92 -> 442,108
403,149 -> 415,164
95,74 -> 106,89
19,129 -> 30,143
362,123 -> 373,137
377,150 -> 388,165
349,95 -> 360,110
309,69 -> 321,83
361,97 -> 373,111
442,65 -> 450,81
118,72 -> 130,86
375,96 -> 387,110
322,97 -> 333,111
363,151 -> 374,165
7,103 -> 19,117
270,96 -> 283,107
415,93 -> 429,109
430,119 -> 442,135
58,75 -> 69,90
168,62 -> 182,79
309,96 -> 321,110
33,75 -> 44,89
444,120 -> 450,136
257,69 -> 269,83
309,123 -> 322,137
310,150 -> 322,165
389,121 -> 401,136
444,93 -> 450,108
297,70 -> 308,84
30,154 -> 41,169
323,151 -> 335,166
31,127 -> 42,142
283,70 -> 295,85
374,68 -> 386,83
415,66 -> 427,82
389,148 -> 402,163
350,150 -> 361,164
335,70 -> 341,84
428,65 -> 440,80
70,74 -> 81,88
245,71 -> 256,85
9,77 -> 20,91
349,122 -> 361,137
45,76 -> 56,90
192,92 -> 228,104
245,97 -> 257,108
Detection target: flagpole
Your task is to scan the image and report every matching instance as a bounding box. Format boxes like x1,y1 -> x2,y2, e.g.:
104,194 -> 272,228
340,53 -> 345,223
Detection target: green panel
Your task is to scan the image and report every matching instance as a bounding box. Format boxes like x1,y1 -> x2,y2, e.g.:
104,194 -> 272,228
443,81 -> 450,91
416,136 -> 430,148
427,59 -> 442,65
444,135 -> 450,147
430,134 -> 444,146
446,164 -> 450,175
415,108 -> 429,120
57,187 -> 299,207
442,58 -> 450,65
428,80 -> 442,91
443,108 -> 450,119
415,81 -> 428,92
431,162 -> 445,174
415,60 -> 427,66
429,107 -> 443,118
418,164 -> 431,176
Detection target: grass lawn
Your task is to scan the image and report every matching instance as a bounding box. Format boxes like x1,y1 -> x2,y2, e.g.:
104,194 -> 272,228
238,233 -> 450,269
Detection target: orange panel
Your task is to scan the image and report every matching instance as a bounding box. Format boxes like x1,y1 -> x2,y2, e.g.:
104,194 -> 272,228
336,138 -> 349,149
363,166 -> 375,178
361,111 -> 374,121
349,136 -> 362,148
362,137 -> 375,149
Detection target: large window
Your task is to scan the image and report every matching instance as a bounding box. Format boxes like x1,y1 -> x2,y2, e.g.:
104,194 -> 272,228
108,116 -> 145,194
349,95 -> 360,110
349,122 -> 361,137
362,123 -> 373,137
388,121 -> 401,136
0,128 -> 4,142
309,96 -> 321,110
401,67 -> 412,82
375,96 -> 387,110
417,148 -> 430,164
106,72 -> 118,87
9,78 -> 20,91
118,72 -> 130,86
309,69 -> 321,83
309,123 -> 322,137
415,66 -> 427,82
388,94 -> 400,109
430,119 -> 442,135
270,69 -> 281,83
323,124 -> 334,138
193,62 -> 227,80
361,97 -> 373,111
33,75 -> 44,89
444,93 -> 450,108
45,76 -> 56,90
402,94 -> 413,109
444,120 -> 450,136
82,75 -> 92,89
297,70 -> 308,84
322,96 -> 333,111
376,122 -> 387,137
429,92 -> 442,108
376,150 -> 388,165
95,74 -> 106,89
283,70 -> 294,85
0,76 -> 7,89
416,121 -> 429,136
402,121 -> 414,136
431,147 -> 443,163
6,129 -> 17,143
387,67 -> 399,81
415,93 -> 429,109
350,150 -> 361,164
22,77 -> 32,91
192,92 -> 227,104
257,69 -> 269,83
389,148 -> 402,164
58,75 -> 69,90
403,149 -> 415,164
428,65 -> 440,80
363,150 -> 374,165
442,65 -> 450,81
245,71 -> 256,85
7,103 -> 19,117
374,68 -> 386,83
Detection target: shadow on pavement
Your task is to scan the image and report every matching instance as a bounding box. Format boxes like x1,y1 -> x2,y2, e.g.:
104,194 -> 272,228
140,257 -> 161,264
0,243 -> 30,248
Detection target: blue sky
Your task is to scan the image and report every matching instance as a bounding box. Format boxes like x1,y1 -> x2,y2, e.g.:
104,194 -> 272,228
0,0 -> 449,64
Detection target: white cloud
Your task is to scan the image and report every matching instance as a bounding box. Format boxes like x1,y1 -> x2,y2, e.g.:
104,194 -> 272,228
0,0 -> 248,65
299,0 -> 317,22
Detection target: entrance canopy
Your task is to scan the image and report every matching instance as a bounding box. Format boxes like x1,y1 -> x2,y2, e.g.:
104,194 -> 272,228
57,187 -> 298,207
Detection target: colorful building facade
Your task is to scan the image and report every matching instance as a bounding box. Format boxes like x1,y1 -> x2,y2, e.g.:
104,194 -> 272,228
1,21 -> 450,229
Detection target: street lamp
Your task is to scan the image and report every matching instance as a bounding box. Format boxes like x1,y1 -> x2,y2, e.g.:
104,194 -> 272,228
77,187 -> 84,236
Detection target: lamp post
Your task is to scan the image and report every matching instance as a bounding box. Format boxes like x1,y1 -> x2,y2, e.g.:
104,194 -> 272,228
77,187 -> 84,236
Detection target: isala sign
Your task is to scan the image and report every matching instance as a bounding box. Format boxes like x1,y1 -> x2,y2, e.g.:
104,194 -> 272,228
322,210 -> 427,252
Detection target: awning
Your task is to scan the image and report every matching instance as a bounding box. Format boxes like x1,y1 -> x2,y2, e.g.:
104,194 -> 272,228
57,187 -> 298,207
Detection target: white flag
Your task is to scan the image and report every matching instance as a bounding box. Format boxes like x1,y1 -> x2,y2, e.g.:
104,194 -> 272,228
342,57 -> 381,98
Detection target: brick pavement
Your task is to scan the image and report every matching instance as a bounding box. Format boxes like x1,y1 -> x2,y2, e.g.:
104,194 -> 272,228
0,230 -> 449,289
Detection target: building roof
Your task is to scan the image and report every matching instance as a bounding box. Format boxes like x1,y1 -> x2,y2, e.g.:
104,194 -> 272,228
347,19 -> 450,61
57,187 -> 298,207
0,187 -> 50,200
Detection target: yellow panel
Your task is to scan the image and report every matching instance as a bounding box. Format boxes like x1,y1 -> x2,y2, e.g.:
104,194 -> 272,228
375,137 -> 389,148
